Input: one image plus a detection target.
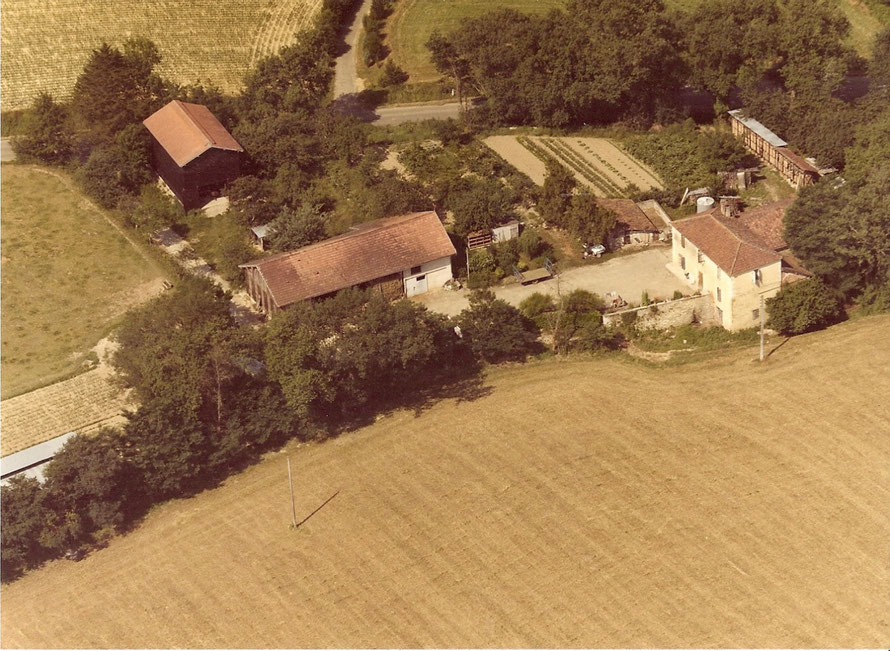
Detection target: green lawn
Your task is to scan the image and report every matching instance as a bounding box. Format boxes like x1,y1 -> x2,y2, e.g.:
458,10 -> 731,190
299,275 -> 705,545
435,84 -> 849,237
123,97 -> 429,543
383,0 -> 566,84
0,166 -> 165,398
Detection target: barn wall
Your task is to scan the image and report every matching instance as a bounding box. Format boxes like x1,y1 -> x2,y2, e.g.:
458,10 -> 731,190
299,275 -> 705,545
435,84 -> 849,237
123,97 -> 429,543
150,137 -> 187,203
402,256 -> 453,294
183,148 -> 241,196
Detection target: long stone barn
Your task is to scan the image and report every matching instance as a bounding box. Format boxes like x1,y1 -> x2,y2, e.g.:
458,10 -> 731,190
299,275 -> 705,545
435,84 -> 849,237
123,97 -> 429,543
727,109 -> 821,189
239,211 -> 456,314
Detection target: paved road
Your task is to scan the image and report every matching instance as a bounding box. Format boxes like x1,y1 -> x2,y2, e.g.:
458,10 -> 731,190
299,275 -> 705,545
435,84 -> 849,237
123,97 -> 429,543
412,247 -> 690,317
1,137 -> 16,162
372,101 -> 462,125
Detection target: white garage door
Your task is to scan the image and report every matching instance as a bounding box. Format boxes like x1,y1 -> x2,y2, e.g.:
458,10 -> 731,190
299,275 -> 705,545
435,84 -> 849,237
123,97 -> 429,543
405,274 -> 428,297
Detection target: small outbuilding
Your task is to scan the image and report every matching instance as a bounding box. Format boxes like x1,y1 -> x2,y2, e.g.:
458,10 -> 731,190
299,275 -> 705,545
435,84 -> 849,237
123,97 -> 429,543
598,198 -> 669,250
143,100 -> 244,210
240,211 -> 456,314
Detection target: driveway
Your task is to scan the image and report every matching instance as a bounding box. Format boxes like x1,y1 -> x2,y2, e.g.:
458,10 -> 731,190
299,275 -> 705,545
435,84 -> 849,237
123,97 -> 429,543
332,0 -> 371,99
412,247 -> 689,317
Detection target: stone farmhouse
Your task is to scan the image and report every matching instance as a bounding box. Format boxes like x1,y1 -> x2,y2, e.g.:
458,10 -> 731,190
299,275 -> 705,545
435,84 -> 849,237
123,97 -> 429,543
668,198 -> 807,331
143,100 -> 244,210
728,109 -> 821,189
240,211 -> 456,314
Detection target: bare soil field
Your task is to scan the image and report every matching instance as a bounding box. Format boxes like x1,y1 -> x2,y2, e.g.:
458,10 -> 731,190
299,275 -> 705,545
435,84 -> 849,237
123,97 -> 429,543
484,135 -> 663,197
2,315 -> 889,648
0,0 -> 322,111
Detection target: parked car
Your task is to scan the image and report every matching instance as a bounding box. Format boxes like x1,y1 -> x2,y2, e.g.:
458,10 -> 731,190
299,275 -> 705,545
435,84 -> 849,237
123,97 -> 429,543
583,243 -> 606,258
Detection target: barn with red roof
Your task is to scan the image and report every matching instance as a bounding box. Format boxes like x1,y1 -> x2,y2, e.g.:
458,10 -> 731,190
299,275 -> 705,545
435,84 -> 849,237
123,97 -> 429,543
239,211 -> 456,314
143,100 -> 244,209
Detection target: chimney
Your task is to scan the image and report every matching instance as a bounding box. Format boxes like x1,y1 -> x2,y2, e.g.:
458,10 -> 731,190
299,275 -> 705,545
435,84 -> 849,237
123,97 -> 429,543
719,196 -> 741,218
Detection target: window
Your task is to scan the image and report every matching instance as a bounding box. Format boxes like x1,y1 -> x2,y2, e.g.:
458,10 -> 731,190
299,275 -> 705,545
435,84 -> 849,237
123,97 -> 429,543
697,250 -> 704,264
679,255 -> 685,270
680,235 -> 686,248
753,268 -> 762,285
410,265 -> 422,275
752,308 -> 760,320
716,287 -> 722,302
716,268 -> 721,280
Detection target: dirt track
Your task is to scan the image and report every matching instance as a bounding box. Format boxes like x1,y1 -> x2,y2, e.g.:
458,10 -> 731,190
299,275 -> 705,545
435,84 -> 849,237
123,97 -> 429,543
2,316 -> 888,648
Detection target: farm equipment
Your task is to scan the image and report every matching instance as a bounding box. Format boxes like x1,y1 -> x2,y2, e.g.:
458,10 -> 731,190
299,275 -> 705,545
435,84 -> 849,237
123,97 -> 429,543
583,243 -> 606,258
513,258 -> 555,285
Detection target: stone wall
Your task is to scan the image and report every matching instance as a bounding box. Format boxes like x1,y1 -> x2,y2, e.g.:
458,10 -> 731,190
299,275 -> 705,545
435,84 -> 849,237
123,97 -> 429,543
603,294 -> 718,330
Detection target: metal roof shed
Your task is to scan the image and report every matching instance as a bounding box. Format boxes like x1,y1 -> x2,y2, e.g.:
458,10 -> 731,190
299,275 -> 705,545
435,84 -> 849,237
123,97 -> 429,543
727,109 -> 788,148
0,432 -> 76,483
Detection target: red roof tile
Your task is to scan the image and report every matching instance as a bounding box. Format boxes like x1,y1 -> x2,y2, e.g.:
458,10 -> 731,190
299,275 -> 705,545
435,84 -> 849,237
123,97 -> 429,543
241,211 -> 455,309
673,209 -> 782,276
737,198 -> 793,251
143,100 -> 243,167
597,198 -> 662,232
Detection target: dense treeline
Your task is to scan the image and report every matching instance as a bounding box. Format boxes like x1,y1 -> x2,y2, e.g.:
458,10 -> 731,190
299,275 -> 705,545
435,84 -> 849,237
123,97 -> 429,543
0,277 -> 549,580
428,0 -> 886,170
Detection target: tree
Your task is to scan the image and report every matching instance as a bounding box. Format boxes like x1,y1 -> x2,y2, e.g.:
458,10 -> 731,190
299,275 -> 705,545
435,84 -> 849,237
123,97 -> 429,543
567,191 -> 616,244
785,166 -> 890,296
0,477 -> 55,580
70,39 -> 169,143
12,93 -> 72,164
450,178 -> 516,238
766,278 -> 845,335
426,30 -> 470,110
456,289 -> 540,363
268,203 -> 329,252
43,430 -> 142,536
538,160 -> 575,226
379,59 -> 409,87
76,123 -> 154,208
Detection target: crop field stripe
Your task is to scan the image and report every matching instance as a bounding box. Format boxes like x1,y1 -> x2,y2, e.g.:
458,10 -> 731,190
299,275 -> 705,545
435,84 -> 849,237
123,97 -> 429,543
536,137 -> 623,197
604,138 -> 664,189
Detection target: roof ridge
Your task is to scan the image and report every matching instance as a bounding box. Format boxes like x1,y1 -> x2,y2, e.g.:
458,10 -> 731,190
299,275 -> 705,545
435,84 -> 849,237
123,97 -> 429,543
241,212 -> 439,269
172,100 -> 213,150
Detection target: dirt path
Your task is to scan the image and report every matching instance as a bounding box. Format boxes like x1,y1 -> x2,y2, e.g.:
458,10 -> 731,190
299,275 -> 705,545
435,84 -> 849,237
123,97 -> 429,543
151,228 -> 263,324
333,0 -> 372,98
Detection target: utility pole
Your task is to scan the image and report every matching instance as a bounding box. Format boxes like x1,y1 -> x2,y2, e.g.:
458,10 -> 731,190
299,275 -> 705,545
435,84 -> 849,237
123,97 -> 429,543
287,457 -> 297,528
759,294 -> 765,362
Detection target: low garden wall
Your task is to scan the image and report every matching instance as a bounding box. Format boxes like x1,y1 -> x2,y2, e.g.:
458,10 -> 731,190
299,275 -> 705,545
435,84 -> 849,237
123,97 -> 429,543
603,294 -> 717,330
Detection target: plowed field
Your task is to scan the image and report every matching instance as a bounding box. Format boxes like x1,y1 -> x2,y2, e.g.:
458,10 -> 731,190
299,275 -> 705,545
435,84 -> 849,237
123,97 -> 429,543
2,315 -> 889,648
0,0 -> 322,111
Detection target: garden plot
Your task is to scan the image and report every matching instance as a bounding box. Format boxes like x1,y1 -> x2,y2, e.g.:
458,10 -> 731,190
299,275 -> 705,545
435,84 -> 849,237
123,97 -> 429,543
483,135 -> 663,198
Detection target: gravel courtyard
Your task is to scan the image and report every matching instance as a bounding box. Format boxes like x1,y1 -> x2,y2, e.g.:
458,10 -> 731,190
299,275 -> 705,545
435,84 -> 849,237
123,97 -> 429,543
413,246 -> 690,317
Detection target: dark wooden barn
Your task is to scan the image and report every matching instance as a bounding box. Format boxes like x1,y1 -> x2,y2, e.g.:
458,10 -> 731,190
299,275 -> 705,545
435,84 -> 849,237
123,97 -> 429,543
142,100 -> 244,210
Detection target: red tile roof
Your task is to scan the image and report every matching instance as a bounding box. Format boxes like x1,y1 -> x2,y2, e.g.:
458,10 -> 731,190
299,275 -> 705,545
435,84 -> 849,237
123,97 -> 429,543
737,198 -> 793,251
143,100 -> 243,167
241,211 -> 455,309
673,209 -> 782,276
597,198 -> 662,232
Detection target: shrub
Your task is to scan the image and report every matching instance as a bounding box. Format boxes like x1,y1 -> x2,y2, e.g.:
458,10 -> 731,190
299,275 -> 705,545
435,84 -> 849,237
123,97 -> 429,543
766,278 -> 845,335
519,292 -> 556,320
379,60 -> 409,87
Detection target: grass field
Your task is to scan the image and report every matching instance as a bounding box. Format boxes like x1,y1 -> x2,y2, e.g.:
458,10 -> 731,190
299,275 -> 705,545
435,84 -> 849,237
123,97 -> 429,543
383,0 -> 566,83
2,315 -> 888,648
0,166 -> 166,399
0,0 -> 322,111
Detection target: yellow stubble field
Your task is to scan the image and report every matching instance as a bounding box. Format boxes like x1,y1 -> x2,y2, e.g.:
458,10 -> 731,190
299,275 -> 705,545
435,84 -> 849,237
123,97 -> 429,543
2,315 -> 888,648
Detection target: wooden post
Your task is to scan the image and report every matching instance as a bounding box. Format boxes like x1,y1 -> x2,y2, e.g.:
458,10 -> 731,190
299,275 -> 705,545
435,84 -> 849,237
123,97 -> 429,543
759,294 -> 765,362
287,458 -> 297,528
